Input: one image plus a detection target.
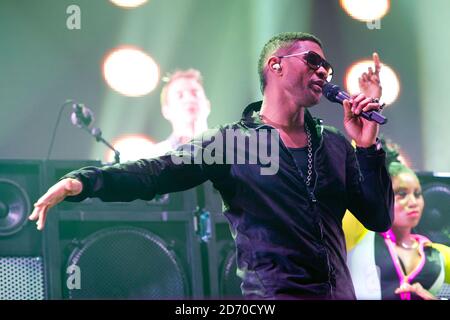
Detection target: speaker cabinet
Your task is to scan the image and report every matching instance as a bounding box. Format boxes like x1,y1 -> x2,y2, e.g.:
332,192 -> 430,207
53,211 -> 203,299
43,160 -> 204,299
1,159 -> 245,299
212,213 -> 242,298
201,182 -> 242,299
0,160 -> 46,300
416,172 -> 450,246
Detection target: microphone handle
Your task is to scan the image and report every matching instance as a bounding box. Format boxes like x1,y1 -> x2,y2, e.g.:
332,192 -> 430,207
336,92 -> 387,125
360,110 -> 387,125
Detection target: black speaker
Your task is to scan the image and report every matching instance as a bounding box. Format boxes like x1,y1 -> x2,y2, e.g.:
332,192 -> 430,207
201,182 -> 243,299
43,160 -> 204,299
212,213 -> 242,299
55,211 -> 203,299
416,172 -> 450,246
0,160 -> 46,300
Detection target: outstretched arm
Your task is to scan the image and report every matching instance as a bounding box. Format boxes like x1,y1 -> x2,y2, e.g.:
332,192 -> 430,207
29,128 -> 226,230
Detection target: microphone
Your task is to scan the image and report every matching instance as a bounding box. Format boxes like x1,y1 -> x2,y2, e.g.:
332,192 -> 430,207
322,82 -> 387,125
71,103 -> 94,128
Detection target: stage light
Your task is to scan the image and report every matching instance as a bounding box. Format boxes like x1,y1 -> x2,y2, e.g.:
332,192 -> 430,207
345,59 -> 400,106
109,0 -> 148,8
340,0 -> 390,22
106,134 -> 156,163
102,46 -> 159,97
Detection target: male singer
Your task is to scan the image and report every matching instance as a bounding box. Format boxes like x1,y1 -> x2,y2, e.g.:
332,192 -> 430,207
30,32 -> 393,299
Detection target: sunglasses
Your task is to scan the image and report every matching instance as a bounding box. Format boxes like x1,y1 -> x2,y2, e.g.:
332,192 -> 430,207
277,50 -> 333,82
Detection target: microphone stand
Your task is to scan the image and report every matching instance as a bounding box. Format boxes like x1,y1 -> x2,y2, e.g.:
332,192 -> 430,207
80,125 -> 121,164
70,103 -> 121,164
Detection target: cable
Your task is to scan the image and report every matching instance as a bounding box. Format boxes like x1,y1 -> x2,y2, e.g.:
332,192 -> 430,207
45,100 -> 74,161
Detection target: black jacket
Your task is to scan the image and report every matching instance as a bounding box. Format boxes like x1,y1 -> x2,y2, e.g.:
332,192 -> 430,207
64,101 -> 394,299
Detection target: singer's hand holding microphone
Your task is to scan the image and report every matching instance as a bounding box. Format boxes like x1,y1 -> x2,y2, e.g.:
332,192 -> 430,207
322,82 -> 386,125
321,52 -> 387,148
342,92 -> 382,148
322,82 -> 386,148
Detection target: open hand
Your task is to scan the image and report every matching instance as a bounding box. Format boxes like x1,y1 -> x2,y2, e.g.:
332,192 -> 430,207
28,178 -> 82,230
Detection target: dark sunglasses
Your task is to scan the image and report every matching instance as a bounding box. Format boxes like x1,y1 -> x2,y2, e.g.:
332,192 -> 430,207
278,50 -> 333,81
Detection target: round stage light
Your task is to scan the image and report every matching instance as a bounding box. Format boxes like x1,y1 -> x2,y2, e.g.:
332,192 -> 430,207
340,0 -> 390,21
106,134 -> 156,163
109,0 -> 148,8
345,59 -> 400,106
103,46 -> 159,97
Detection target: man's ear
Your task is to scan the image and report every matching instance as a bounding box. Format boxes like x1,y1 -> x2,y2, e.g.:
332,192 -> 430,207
268,56 -> 282,73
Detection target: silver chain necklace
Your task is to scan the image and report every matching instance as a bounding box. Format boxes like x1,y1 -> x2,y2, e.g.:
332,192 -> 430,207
258,113 -> 313,187
304,124 -> 313,187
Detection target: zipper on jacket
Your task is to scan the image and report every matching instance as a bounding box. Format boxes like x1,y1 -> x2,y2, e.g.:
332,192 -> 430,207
311,128 -> 334,296
317,219 -> 333,297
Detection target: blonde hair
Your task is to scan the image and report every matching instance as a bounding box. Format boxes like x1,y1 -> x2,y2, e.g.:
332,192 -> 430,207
160,69 -> 204,107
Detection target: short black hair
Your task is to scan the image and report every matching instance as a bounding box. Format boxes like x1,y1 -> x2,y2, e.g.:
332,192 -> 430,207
258,32 -> 323,93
